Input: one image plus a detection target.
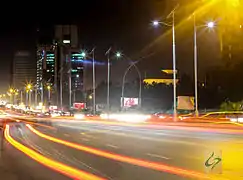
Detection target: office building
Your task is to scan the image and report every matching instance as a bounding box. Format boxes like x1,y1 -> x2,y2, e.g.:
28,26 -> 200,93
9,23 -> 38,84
36,45 -> 57,89
12,51 -> 36,89
70,50 -> 84,91
54,25 -> 85,104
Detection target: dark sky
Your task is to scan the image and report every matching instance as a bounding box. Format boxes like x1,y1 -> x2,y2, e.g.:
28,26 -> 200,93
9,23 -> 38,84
0,0 -> 221,92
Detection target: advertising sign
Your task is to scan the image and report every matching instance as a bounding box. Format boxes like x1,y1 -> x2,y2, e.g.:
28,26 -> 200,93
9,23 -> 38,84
177,96 -> 195,110
121,97 -> 139,107
73,103 -> 86,109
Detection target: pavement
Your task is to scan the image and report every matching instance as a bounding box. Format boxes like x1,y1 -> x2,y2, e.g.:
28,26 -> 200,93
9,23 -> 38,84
1,118 -> 243,179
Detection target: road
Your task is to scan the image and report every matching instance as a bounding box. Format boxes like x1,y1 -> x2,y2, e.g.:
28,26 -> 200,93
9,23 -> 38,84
1,118 -> 243,179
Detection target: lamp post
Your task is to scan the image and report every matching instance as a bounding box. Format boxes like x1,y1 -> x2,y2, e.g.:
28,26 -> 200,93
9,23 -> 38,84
152,5 -> 179,121
9,88 -> 14,104
91,48 -> 96,114
117,53 -> 142,109
193,13 -> 215,116
80,48 -> 96,114
26,84 -> 32,106
47,85 -> 51,105
105,47 -> 112,116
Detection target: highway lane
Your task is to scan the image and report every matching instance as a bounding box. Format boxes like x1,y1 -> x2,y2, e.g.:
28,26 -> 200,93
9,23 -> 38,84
39,120 -> 243,179
5,118 -> 243,179
7,123 -> 191,180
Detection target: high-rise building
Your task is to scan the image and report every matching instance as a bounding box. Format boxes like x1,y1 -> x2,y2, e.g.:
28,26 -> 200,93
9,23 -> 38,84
36,45 -> 57,89
12,51 -> 36,89
54,25 -> 85,104
70,50 -> 84,91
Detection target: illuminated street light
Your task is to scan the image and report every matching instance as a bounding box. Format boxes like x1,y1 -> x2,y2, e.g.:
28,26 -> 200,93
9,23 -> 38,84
47,85 -> 51,104
152,5 -> 179,121
207,21 -> 215,28
193,16 -> 216,116
152,20 -> 159,27
81,52 -> 86,57
116,52 -> 121,58
26,84 -> 32,90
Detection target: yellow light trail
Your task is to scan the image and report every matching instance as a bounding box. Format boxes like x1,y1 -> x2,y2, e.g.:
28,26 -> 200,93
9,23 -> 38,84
4,124 -> 106,180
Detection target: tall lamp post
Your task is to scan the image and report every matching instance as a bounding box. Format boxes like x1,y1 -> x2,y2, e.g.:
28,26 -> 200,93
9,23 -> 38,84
47,85 -> 51,105
80,48 -> 96,114
8,88 -> 14,104
26,84 -> 32,106
117,53 -> 142,109
91,48 -> 96,114
193,13 -> 215,116
105,47 -> 112,116
153,5 -> 179,121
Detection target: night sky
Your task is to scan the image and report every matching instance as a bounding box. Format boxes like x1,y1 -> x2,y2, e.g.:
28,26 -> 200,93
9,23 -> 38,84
0,0 -> 221,92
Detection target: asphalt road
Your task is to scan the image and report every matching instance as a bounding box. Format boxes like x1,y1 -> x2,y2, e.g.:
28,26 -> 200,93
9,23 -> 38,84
1,119 -> 243,179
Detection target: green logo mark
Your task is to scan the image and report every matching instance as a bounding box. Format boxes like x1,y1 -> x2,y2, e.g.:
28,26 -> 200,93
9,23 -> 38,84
205,152 -> 222,170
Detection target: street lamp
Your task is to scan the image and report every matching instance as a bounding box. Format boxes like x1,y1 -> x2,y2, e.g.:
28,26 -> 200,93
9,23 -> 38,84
116,52 -> 121,58
152,20 -> 159,26
105,47 -> 112,116
207,21 -> 215,28
152,5 -> 179,121
193,13 -> 215,116
26,84 -> 32,106
81,48 -> 96,114
47,85 -> 51,105
118,53 -> 142,109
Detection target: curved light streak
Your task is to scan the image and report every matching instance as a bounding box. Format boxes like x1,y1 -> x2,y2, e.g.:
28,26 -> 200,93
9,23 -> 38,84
4,124 -> 106,180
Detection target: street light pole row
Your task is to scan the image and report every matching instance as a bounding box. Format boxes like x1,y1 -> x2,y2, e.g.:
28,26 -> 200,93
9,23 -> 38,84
153,6 -> 215,117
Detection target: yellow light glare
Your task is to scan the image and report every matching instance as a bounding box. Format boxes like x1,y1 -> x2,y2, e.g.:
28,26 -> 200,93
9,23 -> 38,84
26,84 -> 31,89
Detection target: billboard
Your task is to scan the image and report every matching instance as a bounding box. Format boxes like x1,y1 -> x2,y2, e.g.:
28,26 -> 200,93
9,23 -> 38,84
121,97 -> 139,107
73,103 -> 86,109
177,96 -> 195,110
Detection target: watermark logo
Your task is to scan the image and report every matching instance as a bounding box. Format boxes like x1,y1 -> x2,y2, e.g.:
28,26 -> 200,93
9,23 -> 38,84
205,150 -> 222,174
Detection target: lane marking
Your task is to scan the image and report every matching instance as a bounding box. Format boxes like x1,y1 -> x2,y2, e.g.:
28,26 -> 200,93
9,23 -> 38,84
5,124 -> 106,180
147,153 -> 170,160
64,133 -> 70,137
58,124 -> 208,147
26,124 -> 210,179
106,144 -> 119,149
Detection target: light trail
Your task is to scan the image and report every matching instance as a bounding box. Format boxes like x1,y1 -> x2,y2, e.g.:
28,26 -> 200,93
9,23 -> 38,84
26,124 -> 210,179
4,124 -> 106,180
